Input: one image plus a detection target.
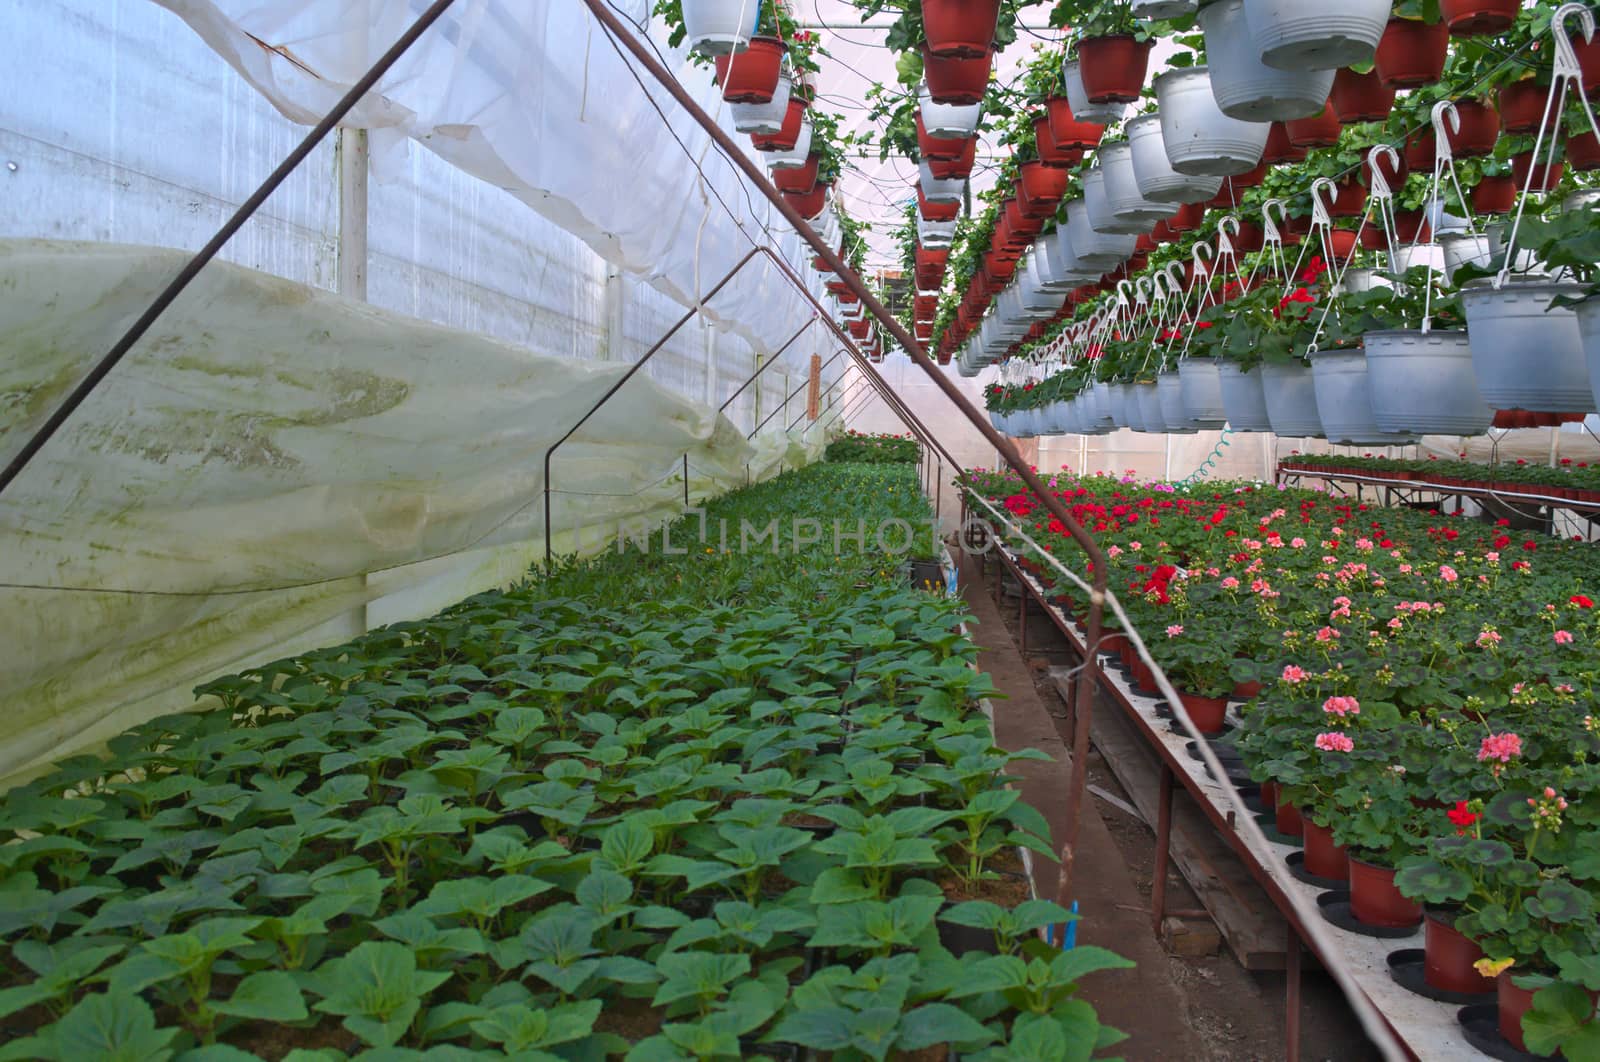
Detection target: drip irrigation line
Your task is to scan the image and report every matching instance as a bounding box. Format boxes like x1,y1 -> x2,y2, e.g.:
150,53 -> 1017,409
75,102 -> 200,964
0,0 -> 462,503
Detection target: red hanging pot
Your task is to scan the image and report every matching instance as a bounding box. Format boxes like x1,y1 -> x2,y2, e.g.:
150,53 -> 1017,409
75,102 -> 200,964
1359,225 -> 1388,252
927,135 -> 977,180
1498,79 -> 1549,135
1404,128 -> 1437,172
916,264 -> 945,289
1077,35 -> 1152,103
1167,202 -> 1206,233
1134,232 -> 1158,254
1393,208 -> 1433,244
750,97 -> 808,151
1362,148 -> 1409,190
1230,158 -> 1270,189
1327,228 -> 1360,260
1375,18 -> 1450,90
1570,130 -> 1600,171
1330,67 -> 1396,124
914,321 -> 935,340
915,246 -> 950,271
1326,176 -> 1368,217
1177,693 -> 1228,735
1283,214 -> 1312,244
1580,34 -> 1600,97
848,318 -> 871,340
1440,0 -> 1520,36
714,36 -> 786,103
782,181 -> 831,220
1472,174 -> 1517,214
923,47 -> 991,106
1348,857 -> 1424,929
914,293 -> 938,317
1035,117 -> 1085,168
1451,98 -> 1501,157
915,112 -> 969,162
918,184 -> 961,222
1018,160 -> 1070,215
772,153 -> 821,194
1149,220 -> 1176,244
922,0 -> 1001,58
1511,151 -> 1565,193
1423,911 -> 1494,996
1286,101 -> 1342,149
1125,250 -> 1149,273
1301,817 -> 1349,881
1231,221 -> 1266,255
836,289 -> 859,305
1264,122 -> 1308,165
1046,95 -> 1105,151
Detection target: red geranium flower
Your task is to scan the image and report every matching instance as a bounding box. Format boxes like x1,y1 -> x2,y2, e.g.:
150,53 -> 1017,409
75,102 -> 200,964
1572,594 -> 1595,609
1446,801 -> 1479,836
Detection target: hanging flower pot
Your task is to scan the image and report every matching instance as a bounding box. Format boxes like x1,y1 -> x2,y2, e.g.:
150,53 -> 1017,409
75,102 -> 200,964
681,0 -> 761,55
1018,160 -> 1070,217
1100,141 -> 1180,229
1325,175 -> 1368,217
1160,377 -> 1201,432
1391,208 -> 1432,243
1176,359 -> 1229,427
848,317 -> 872,340
1463,277 -> 1596,412
1327,227 -> 1360,259
916,112 -> 969,162
1168,201 -> 1207,233
1244,0 -> 1390,71
1263,122 -> 1309,164
1063,59 -> 1128,125
1471,174 -> 1517,214
1285,101 -> 1342,148
1403,128 -> 1437,172
1201,0 -> 1336,122
1077,35 -> 1153,103
772,153 -> 821,194
1330,67 -> 1395,123
1358,225 -> 1388,252
1511,151 -> 1565,193
1348,857 -> 1424,929
923,47 -> 991,106
1217,363 -> 1272,430
714,36 -> 786,103
1423,911 -> 1495,996
919,84 -> 982,139
1231,221 -> 1266,254
919,160 -> 965,205
783,181 -> 831,220
914,321 -> 935,341
1575,300 -> 1600,413
750,97 -> 808,151
1065,199 -> 1139,270
1375,18 -> 1450,89
1261,360 -> 1325,436
1451,98 -> 1501,156
1440,232 -> 1492,283
1440,0 -> 1520,36
1035,117 -> 1085,168
1154,67 -> 1273,177
731,71 -> 793,134
1498,78 -> 1548,134
1569,130 -> 1600,171
1046,95 -> 1106,151
922,0 -> 1001,58
918,184 -> 960,222
1365,329 -> 1493,434
927,136 -> 978,180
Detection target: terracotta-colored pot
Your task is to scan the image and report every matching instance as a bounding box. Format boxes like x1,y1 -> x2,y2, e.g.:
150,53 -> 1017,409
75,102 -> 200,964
1472,175 -> 1517,215
1077,35 -> 1152,103
1440,0 -> 1520,36
1046,95 -> 1105,151
750,97 -> 808,151
1230,158 -> 1270,189
1499,79 -> 1549,135
1178,692 -> 1228,735
918,185 -> 960,222
1263,122 -> 1309,165
1133,658 -> 1159,694
1498,975 -> 1538,1053
1018,160 -> 1070,213
783,181 -> 831,220
1424,911 -> 1495,995
923,47 -> 991,105
928,136 -> 978,180
1511,152 -> 1564,193
1260,779 -> 1279,810
1167,202 -> 1206,233
1581,34 -> 1600,98
1331,67 -> 1395,124
1326,176 -> 1368,217
1232,679 -> 1264,700
1349,857 -> 1424,929
1276,796 -> 1304,839
1392,208 -> 1432,244
922,0 -> 1001,58
1404,128 -> 1438,172
1570,130 -> 1600,171
916,112 -> 970,162
1120,641 -> 1137,670
1375,18 -> 1450,90
1286,102 -> 1342,149
772,153 -> 820,194
1301,817 -> 1350,881
1451,99 -> 1501,157
714,36 -> 786,103
1327,229 -> 1360,260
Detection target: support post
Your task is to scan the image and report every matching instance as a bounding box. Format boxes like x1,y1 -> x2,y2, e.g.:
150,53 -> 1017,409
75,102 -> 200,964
1151,765 -> 1175,934
1286,922 -> 1302,1062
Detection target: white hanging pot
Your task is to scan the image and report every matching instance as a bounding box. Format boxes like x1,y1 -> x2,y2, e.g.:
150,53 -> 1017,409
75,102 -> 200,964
1158,371 -> 1203,433
1134,0 -> 1198,17
1065,199 -> 1138,269
1083,168 -> 1152,236
1310,348 -> 1418,445
919,160 -> 966,205
1087,383 -> 1118,433
1113,382 -> 1141,429
1575,300 -> 1600,414
1099,141 -> 1179,228
1564,190 -> 1600,214
1243,0 -> 1390,72
1463,277 -> 1596,412
1486,222 -> 1547,277
919,84 -> 983,139
1177,359 -> 1229,427
1391,244 -> 1445,276
682,0 -> 761,56
731,73 -> 792,134
1046,229 -> 1099,283
1440,233 -> 1492,286
766,122 -> 814,168
1339,267 -> 1392,294
1154,68 -> 1272,178
1364,329 -> 1493,435
1133,382 -> 1168,433
1199,0 -> 1335,122
1063,59 -> 1127,125
1217,363 -> 1273,431
918,213 -> 958,248
1126,114 -> 1225,204
1260,360 -> 1325,437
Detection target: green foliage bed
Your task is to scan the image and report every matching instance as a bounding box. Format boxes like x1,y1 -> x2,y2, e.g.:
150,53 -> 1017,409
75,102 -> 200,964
824,432 -> 921,466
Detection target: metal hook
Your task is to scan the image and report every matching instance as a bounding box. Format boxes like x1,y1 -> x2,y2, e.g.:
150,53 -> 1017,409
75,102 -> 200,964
1310,177 -> 1339,228
1554,2 -> 1596,82
1366,145 -> 1401,201
1431,100 -> 1461,167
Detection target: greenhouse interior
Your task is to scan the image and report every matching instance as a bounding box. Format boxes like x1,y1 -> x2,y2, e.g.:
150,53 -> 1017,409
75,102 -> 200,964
8,0 -> 1600,1058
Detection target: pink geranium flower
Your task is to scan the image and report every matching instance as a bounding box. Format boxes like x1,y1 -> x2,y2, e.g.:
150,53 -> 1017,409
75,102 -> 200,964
1555,630 -> 1575,645
1315,732 -> 1354,753
1439,565 -> 1458,583
1478,733 -> 1522,764
1166,624 -> 1184,638
1281,665 -> 1308,684
1323,695 -> 1360,718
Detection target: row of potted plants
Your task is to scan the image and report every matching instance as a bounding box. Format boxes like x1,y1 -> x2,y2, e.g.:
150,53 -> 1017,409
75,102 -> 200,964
960,466 -> 1600,1056
823,430 -> 922,464
1282,452 -> 1600,503
0,462 -> 1130,1059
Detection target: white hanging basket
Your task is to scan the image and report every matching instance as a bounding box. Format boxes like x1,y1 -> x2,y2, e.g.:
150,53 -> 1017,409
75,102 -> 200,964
1463,277 -> 1596,412
1200,0 -> 1335,122
1083,168 -> 1152,236
731,73 -> 793,134
1217,363 -> 1273,431
1099,141 -> 1179,228
1134,0 -> 1198,17
919,84 -> 983,139
1576,300 -> 1600,415
919,161 -> 966,205
766,122 -> 813,168
1392,244 -> 1446,276
1310,349 -> 1418,445
1109,382 -> 1139,429
1243,0 -> 1389,72
1260,361 -> 1325,437
1127,114 -> 1225,204
1064,199 -> 1138,269
1086,383 -> 1119,433
1439,233 -> 1492,286
1135,382 -> 1168,433
1158,372 -> 1203,433
917,213 -> 958,249
1364,329 -> 1493,435
1063,59 -> 1127,125
1177,359 -> 1229,427
682,0 -> 761,56
1338,267 -> 1392,295
1154,68 -> 1272,178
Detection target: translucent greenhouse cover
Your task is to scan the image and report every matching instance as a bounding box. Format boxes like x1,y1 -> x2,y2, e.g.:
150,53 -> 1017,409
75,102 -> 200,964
0,2 -> 835,784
